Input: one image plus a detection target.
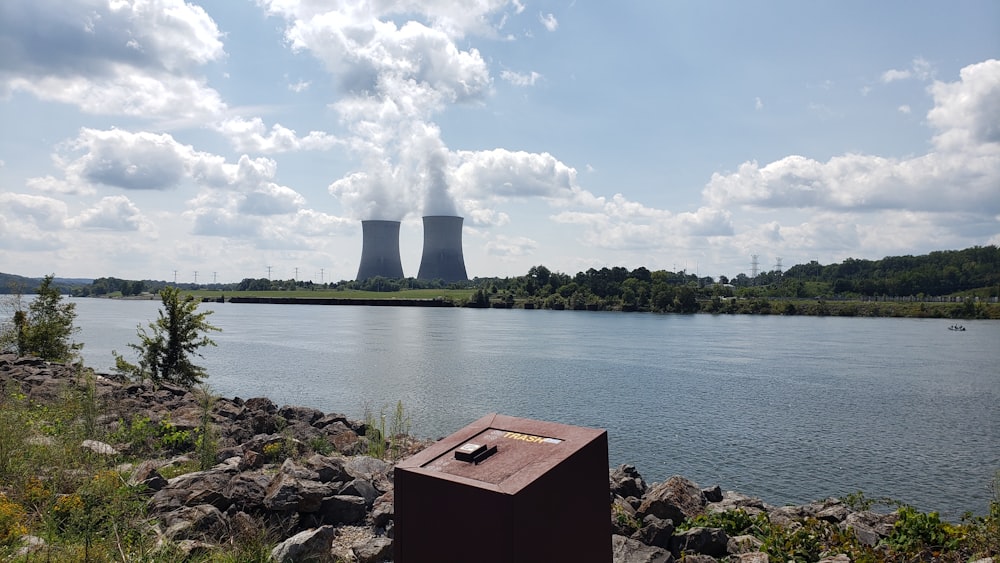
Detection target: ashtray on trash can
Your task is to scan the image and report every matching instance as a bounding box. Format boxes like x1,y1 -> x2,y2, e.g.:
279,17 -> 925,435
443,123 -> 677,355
394,413 -> 611,562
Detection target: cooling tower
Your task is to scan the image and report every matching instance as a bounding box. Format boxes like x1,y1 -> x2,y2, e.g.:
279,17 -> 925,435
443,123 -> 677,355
417,215 -> 468,283
356,220 -> 405,280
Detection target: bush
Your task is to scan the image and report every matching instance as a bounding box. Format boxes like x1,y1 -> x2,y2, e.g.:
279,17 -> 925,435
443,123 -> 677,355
114,286 -> 220,388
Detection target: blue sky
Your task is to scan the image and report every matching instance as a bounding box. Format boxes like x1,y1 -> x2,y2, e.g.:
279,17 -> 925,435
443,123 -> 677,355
1,0 -> 998,284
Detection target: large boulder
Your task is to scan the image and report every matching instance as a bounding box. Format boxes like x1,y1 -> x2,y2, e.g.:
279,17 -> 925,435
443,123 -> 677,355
638,476 -> 706,523
223,472 -> 272,512
319,495 -> 367,525
612,534 -> 673,563
633,514 -> 675,549
263,473 -> 334,513
670,527 -> 729,558
271,525 -> 336,563
162,504 -> 229,541
840,511 -> 897,546
611,464 -> 648,500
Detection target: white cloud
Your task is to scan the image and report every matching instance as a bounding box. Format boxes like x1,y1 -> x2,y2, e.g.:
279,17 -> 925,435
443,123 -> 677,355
501,69 -> 542,87
539,12 -> 558,31
881,56 -> 934,84
552,197 -> 733,250
0,192 -> 68,230
216,117 -> 340,153
755,97 -> 763,111
486,234 -> 537,257
0,0 -> 226,121
881,68 -> 911,83
898,104 -> 911,114
927,59 -> 1000,151
66,195 -> 152,231
288,79 -> 311,92
45,128 -> 309,220
26,175 -> 95,196
451,149 -> 581,202
705,60 -> 1000,217
283,14 -> 491,107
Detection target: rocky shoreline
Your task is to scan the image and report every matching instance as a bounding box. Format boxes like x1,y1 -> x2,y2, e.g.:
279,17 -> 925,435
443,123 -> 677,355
0,355 -> 978,562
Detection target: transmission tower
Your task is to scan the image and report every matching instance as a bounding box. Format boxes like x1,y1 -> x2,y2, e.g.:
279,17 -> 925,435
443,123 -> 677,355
750,254 -> 760,278
194,271 -> 198,284
774,257 -> 783,275
266,265 -> 272,280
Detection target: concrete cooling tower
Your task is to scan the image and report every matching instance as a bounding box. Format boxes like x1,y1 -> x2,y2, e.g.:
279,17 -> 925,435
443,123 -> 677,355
356,220 -> 405,280
417,215 -> 468,283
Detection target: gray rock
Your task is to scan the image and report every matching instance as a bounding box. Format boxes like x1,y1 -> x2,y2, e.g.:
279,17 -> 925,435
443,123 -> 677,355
840,510 -> 897,546
707,491 -> 766,517
353,536 -> 393,563
278,404 -> 325,425
735,554 -> 769,563
702,485 -> 723,503
15,535 -> 46,558
263,473 -> 334,513
340,478 -> 379,506
611,464 -> 648,499
612,534 -> 673,563
816,503 -> 850,523
638,476 -> 706,523
320,495 -> 367,525
162,504 -> 229,540
613,495 -> 640,536
635,514 -> 675,549
280,458 -> 320,480
727,534 -> 763,555
223,472 -> 272,511
818,554 -> 851,563
81,439 -> 119,455
152,465 -> 237,512
271,525 -> 336,563
304,453 -> 351,483
129,459 -> 167,492
670,527 -> 729,558
370,491 -> 394,529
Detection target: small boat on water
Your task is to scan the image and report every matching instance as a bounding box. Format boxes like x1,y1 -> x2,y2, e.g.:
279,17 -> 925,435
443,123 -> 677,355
948,324 -> 966,331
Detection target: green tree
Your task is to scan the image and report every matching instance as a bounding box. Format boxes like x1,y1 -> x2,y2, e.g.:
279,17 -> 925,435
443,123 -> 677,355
5,275 -> 81,361
114,287 -> 220,387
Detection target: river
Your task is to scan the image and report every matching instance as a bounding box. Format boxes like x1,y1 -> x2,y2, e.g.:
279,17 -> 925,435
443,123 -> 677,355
69,298 -> 999,520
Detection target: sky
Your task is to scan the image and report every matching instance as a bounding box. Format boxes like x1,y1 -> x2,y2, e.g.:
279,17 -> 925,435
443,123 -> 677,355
1,1 -> 998,284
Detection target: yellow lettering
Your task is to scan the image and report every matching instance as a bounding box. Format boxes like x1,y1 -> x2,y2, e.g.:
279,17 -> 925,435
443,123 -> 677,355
503,431 -> 555,444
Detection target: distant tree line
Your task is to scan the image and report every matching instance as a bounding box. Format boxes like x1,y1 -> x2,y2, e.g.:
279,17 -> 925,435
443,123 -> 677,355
4,246 -> 997,311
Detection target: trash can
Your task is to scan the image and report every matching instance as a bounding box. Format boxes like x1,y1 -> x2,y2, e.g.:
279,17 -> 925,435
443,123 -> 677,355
394,413 -> 611,562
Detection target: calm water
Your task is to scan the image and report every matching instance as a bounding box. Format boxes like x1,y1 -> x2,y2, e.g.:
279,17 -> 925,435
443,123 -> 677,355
70,298 -> 999,519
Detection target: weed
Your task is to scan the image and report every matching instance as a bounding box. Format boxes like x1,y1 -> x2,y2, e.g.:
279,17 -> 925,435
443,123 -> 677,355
362,400 -> 412,461
194,384 -> 219,470
887,506 -> 961,551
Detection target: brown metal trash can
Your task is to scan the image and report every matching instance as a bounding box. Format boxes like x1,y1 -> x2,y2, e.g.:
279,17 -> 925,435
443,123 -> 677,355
393,413 -> 611,562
